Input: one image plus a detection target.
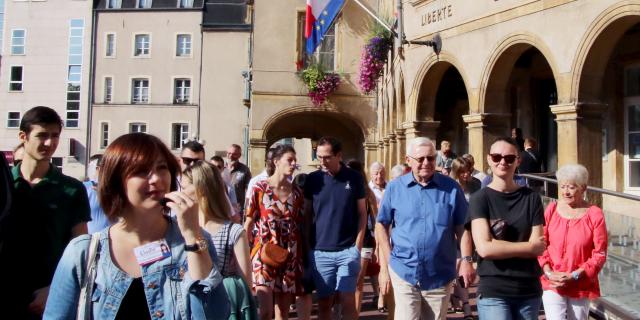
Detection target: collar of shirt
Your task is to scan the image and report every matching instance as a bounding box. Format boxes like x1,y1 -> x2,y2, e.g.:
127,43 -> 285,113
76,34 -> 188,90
402,171 -> 442,188
12,162 -> 61,186
368,180 -> 385,191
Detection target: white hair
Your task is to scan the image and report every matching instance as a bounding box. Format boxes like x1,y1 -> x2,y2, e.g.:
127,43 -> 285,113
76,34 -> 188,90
406,137 -> 436,155
556,164 -> 589,187
370,161 -> 385,172
390,164 -> 405,180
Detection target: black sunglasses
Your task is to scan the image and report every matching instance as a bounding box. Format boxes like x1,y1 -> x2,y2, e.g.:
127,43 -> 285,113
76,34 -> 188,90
489,153 -> 518,164
181,157 -> 198,166
408,155 -> 436,163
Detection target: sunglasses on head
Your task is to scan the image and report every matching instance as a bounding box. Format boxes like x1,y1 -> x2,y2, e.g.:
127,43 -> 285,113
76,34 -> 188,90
408,155 -> 436,163
489,153 -> 518,164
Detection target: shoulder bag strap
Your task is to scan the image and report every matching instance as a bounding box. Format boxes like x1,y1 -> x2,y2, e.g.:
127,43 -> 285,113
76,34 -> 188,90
77,233 -> 101,320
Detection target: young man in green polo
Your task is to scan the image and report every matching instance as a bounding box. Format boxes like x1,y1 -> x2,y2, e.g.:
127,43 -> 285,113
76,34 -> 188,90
0,106 -> 90,318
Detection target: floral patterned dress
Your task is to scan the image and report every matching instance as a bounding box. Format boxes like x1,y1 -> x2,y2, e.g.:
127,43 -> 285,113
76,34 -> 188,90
246,180 -> 303,294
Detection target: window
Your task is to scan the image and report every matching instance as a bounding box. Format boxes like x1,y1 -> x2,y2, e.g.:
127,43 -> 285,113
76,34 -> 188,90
174,78 -> 190,104
178,0 -> 193,8
106,0 -> 121,8
66,83 -> 80,127
11,29 -> 25,55
176,34 -> 191,57
7,112 -> 20,128
131,79 -> 149,104
625,65 -> 640,191
129,122 -> 147,133
296,12 -> 336,71
104,77 -> 113,103
100,122 -> 109,149
105,33 -> 115,57
136,0 -> 151,8
9,66 -> 23,91
171,123 -> 189,149
66,19 -> 84,128
134,34 -> 150,56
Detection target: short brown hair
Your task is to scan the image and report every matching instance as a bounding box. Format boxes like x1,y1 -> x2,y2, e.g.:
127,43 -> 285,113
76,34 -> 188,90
98,133 -> 180,219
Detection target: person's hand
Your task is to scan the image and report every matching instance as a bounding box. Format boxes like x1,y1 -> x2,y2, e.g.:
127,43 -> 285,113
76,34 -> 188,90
378,267 -> 391,295
164,190 -> 200,241
530,236 -> 546,256
459,260 -> 476,287
548,271 -> 571,287
28,286 -> 50,315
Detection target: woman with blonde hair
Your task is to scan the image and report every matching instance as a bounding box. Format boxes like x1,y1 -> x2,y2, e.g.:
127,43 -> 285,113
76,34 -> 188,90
538,164 -> 607,320
450,157 -> 481,200
181,160 -> 257,320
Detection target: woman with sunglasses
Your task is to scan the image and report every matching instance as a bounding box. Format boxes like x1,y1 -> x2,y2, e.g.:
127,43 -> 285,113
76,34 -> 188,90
44,133 -> 229,319
469,137 -> 546,320
538,164 -> 606,320
244,144 -> 303,320
181,160 -> 257,320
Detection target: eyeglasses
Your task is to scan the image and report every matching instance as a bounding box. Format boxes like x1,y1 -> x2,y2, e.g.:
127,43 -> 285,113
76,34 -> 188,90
316,154 -> 335,161
489,153 -> 518,164
181,157 -> 198,166
407,155 -> 436,163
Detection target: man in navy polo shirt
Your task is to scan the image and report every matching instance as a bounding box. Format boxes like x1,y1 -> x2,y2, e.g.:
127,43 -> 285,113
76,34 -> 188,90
304,136 -> 367,320
376,137 -> 475,320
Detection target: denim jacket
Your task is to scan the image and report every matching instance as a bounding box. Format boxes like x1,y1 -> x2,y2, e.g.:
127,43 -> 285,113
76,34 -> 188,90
44,217 -> 230,320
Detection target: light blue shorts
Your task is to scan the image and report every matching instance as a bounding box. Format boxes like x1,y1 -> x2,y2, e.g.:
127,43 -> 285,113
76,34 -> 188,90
310,246 -> 361,298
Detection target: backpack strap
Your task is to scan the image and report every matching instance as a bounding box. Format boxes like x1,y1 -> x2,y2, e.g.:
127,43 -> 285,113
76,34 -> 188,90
77,233 -> 101,320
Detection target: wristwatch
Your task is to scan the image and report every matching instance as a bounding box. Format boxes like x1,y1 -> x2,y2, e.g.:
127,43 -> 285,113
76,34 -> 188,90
184,237 -> 208,253
462,255 -> 473,263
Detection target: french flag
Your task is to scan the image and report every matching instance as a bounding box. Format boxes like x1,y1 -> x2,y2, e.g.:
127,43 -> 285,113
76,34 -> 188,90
305,0 -> 345,54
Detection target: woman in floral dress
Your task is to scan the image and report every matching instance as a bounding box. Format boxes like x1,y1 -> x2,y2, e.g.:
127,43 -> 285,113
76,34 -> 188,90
244,144 -> 303,320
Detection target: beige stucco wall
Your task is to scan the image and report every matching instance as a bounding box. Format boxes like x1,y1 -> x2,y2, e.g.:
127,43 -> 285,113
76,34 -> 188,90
0,0 -> 92,178
90,10 -> 204,155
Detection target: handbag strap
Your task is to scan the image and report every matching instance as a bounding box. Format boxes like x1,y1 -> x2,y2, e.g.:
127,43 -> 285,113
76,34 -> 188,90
77,233 -> 101,320
221,223 -> 232,276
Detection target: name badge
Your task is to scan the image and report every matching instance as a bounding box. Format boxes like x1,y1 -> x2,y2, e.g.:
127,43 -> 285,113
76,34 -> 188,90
134,240 -> 171,266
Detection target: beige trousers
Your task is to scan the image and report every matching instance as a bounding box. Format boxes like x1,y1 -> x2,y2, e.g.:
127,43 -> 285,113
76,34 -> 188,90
389,267 -> 452,320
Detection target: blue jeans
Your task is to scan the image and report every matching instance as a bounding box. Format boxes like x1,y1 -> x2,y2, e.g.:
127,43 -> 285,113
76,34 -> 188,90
477,295 -> 542,320
310,246 -> 361,298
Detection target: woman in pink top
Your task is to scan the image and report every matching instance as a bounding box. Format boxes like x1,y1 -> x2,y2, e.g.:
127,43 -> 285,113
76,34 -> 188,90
538,164 -> 607,320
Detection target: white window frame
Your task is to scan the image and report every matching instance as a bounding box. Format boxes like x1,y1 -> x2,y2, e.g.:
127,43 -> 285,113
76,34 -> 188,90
7,111 -> 20,128
136,0 -> 152,8
100,122 -> 110,149
105,33 -> 116,57
10,29 -> 25,55
173,77 -> 191,104
171,123 -> 189,149
175,33 -> 192,57
314,23 -> 336,72
129,122 -> 148,133
177,0 -> 193,8
106,0 -> 121,8
104,76 -> 113,103
131,77 -> 150,104
9,65 -> 23,92
133,33 -> 151,57
624,97 -> 640,194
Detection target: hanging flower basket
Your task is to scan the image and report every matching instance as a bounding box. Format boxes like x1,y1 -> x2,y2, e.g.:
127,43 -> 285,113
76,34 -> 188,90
300,64 -> 341,106
358,31 -> 393,94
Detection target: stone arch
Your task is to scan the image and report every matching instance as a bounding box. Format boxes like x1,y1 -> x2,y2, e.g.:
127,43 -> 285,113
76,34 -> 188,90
409,52 -> 472,122
397,71 -> 406,125
571,1 -> 640,102
261,105 -> 367,160
479,33 -> 560,113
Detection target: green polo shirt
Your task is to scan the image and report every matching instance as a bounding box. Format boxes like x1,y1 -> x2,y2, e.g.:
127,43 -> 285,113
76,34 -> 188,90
11,163 -> 90,287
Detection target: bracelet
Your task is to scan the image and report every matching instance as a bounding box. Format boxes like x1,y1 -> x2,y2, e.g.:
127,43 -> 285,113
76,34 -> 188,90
572,271 -> 580,281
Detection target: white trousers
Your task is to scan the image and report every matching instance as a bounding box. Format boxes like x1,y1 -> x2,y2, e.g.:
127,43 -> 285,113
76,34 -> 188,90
389,267 -> 452,320
542,290 -> 590,320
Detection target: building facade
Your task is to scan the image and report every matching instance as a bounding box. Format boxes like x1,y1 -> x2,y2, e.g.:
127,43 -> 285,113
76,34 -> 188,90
0,0 -> 93,177
248,0 -> 378,172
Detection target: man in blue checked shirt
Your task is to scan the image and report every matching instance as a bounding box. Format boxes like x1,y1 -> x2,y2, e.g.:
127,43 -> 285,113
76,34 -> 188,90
376,137 -> 475,320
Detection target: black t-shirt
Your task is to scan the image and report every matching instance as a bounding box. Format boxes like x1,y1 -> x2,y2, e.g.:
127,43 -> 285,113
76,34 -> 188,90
468,187 -> 544,298
115,278 -> 151,320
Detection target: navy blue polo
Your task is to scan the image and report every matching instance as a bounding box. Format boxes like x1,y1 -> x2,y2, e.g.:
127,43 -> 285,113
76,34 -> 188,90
304,164 -> 365,251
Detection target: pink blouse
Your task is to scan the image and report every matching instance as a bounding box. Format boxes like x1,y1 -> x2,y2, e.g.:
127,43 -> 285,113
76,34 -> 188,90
538,201 -> 608,299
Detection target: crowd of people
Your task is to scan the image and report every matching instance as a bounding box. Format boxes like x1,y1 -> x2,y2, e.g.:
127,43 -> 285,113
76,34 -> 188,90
0,106 -> 608,320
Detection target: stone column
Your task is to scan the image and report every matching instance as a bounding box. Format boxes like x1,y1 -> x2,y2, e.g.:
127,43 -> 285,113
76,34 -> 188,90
383,137 -> 391,171
402,120 -> 441,141
248,138 -> 268,176
395,129 -> 406,165
388,133 -> 397,170
364,142 -> 379,171
377,141 -> 385,165
551,102 -> 606,191
462,113 -> 511,172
